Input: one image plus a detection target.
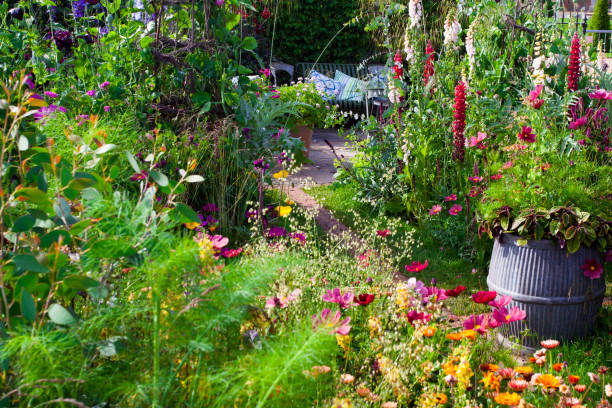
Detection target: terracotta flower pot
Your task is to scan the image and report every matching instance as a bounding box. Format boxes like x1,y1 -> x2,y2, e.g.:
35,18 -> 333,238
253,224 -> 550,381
291,125 -> 313,158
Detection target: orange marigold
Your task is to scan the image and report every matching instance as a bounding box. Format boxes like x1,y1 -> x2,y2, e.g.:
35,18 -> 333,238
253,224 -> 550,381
515,366 -> 533,375
494,392 -> 522,406
535,374 -> 560,389
459,329 -> 477,340
435,393 -> 448,404
568,375 -> 580,384
446,332 -> 463,341
480,372 -> 501,392
553,363 -> 564,372
422,326 -> 437,337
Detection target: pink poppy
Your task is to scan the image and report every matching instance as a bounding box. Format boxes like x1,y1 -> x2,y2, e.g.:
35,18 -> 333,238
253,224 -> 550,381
449,204 -> 462,215
312,308 -> 351,335
582,259 -> 603,279
488,295 -> 512,309
463,314 -> 489,335
405,260 -> 428,273
322,288 -> 355,309
444,194 -> 457,202
493,306 -> 526,324
429,205 -> 442,216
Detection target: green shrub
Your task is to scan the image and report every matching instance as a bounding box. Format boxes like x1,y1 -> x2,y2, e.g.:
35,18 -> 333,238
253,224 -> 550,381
589,0 -> 611,31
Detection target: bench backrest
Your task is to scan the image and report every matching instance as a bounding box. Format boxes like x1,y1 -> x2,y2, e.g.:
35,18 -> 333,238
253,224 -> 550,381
295,62 -> 368,80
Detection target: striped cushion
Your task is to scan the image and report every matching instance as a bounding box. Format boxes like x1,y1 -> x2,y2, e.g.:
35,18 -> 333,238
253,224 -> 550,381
335,70 -> 366,102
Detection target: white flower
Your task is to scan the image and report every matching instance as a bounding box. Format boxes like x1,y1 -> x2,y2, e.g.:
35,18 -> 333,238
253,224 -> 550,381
443,12 -> 461,47
403,27 -> 416,65
605,383 -> 611,397
408,0 -> 422,29
465,20 -> 476,75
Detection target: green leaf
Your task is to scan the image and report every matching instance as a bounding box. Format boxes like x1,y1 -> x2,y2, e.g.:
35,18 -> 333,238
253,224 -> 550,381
12,214 -> 35,233
175,203 -> 200,223
140,36 -> 154,49
39,230 -> 72,249
516,239 -> 528,246
21,289 -> 36,322
69,219 -> 92,235
149,171 -> 169,187
125,151 -> 141,173
12,254 -> 50,274
14,188 -> 52,211
64,275 -> 100,290
48,303 -> 76,325
241,36 -> 257,51
90,239 -> 136,258
566,238 -> 581,254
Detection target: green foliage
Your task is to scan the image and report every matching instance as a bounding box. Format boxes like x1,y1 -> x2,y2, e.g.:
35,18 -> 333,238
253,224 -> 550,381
269,0 -> 372,65
276,81 -> 343,128
588,0 -> 611,31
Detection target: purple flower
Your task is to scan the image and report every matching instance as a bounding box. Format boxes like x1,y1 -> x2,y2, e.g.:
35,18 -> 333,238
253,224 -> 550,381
216,0 -> 224,6
33,104 -> 67,124
242,127 -> 251,139
44,91 -> 58,99
72,0 -> 86,18
267,226 -> 287,238
202,203 -> 219,213
253,157 -> 269,172
569,116 -> 587,130
104,105 -> 110,112
86,90 -> 95,97
322,288 -> 355,309
100,81 -> 110,89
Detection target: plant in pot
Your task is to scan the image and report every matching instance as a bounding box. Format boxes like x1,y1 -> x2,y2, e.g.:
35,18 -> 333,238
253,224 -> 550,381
476,85 -> 612,350
276,81 -> 343,158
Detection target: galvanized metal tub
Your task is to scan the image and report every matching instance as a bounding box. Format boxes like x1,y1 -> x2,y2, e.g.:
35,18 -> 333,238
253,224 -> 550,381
487,234 -> 605,350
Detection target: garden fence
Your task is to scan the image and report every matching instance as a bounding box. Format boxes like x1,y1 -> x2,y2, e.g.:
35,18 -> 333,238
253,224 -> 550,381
555,9 -> 612,55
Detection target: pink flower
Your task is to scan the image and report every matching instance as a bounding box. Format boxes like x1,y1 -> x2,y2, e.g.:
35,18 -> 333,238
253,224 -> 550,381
490,173 -> 503,181
406,310 -> 431,325
100,81 -> 110,89
582,259 -> 603,279
423,41 -> 435,86
405,259 -> 428,273
221,247 -> 242,258
468,186 -> 481,197
377,229 -> 390,237
449,204 -> 462,215
472,291 -> 497,304
216,0 -> 223,6
312,308 -> 351,335
209,234 -> 229,252
463,314 -> 489,335
259,68 -> 270,78
569,116 -> 587,130
468,132 -> 487,148
502,160 -> 513,170
468,176 -> 484,183
529,84 -> 543,102
444,194 -> 457,202
588,89 -> 612,100
425,286 -> 448,302
488,295 -> 512,309
493,306 -> 526,324
517,126 -> 536,143
86,90 -> 96,97
104,105 -> 110,112
266,288 -> 301,309
322,288 -> 355,309
44,91 -> 58,98
429,204 -> 442,215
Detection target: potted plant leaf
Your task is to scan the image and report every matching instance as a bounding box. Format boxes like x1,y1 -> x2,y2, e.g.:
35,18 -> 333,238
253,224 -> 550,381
276,80 -> 343,158
476,86 -> 612,350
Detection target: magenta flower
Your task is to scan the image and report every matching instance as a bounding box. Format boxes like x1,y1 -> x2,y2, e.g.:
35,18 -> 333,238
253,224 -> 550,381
567,32 -> 581,92
468,132 -> 487,148
492,306 -> 526,325
312,308 -> 351,335
488,295 -> 512,309
406,310 -> 431,326
44,91 -> 58,98
259,68 -> 270,78
463,314 -> 489,335
490,173 -> 503,181
86,90 -> 95,97
322,288 -> 354,309
468,176 -> 484,183
582,259 -> 603,279
569,116 -> 587,130
405,259 -> 428,273
529,84 -> 543,102
588,89 -> 612,100
429,204 -> 442,215
100,81 -> 110,89
517,126 -> 536,143
216,0 -> 223,6
424,286 -> 448,303
449,204 -> 462,215
104,105 -> 110,112
444,194 -> 457,202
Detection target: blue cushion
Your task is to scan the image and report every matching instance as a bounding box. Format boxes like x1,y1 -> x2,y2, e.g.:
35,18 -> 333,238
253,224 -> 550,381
334,70 -> 366,102
307,70 -> 342,100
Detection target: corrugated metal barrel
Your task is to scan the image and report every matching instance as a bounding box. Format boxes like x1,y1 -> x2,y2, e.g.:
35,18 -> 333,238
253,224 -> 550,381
487,234 -> 605,350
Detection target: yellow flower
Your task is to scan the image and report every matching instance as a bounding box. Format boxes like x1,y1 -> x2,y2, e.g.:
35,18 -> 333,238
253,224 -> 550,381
368,316 -> 382,338
480,371 -> 501,392
535,374 -> 560,389
275,205 -> 292,217
332,398 -> 353,408
336,334 -> 350,353
515,366 -> 533,375
27,96 -> 47,107
434,393 -> 447,404
273,170 -> 289,179
285,199 -> 294,205
494,392 -> 521,406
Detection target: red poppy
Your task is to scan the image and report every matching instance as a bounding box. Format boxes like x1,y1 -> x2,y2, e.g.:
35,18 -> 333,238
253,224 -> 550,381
354,293 -> 375,306
405,260 -> 428,272
262,7 -> 270,19
447,285 -> 466,297
472,291 -> 497,304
